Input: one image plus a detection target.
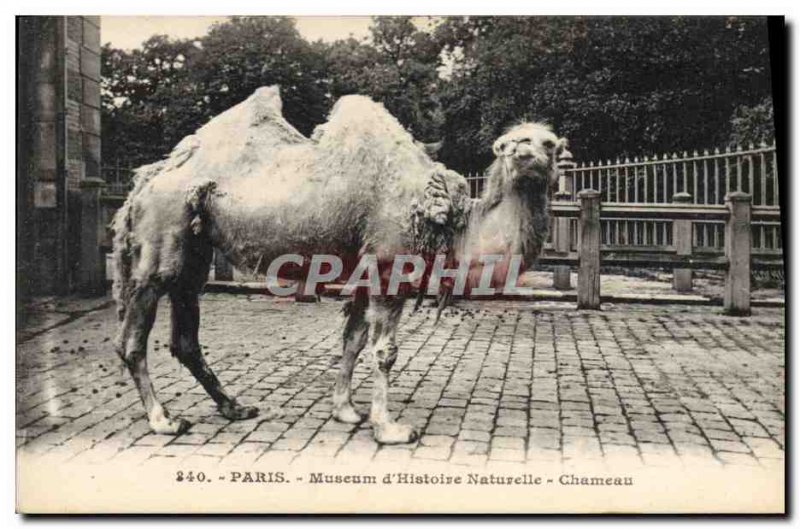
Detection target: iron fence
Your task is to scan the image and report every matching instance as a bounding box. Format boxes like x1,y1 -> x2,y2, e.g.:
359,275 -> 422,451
101,164 -> 135,196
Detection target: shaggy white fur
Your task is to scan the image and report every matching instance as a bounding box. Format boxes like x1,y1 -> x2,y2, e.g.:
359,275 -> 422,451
110,84 -> 564,444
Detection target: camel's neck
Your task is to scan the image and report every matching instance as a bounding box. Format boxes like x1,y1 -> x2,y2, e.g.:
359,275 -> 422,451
460,164 -> 552,268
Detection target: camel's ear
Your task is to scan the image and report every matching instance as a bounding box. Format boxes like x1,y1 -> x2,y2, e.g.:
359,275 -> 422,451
555,137 -> 569,157
493,137 -> 508,157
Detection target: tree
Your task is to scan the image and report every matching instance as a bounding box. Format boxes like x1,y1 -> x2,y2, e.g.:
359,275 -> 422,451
434,16 -> 774,172
101,17 -> 331,170
323,17 -> 444,142
102,16 -> 775,175
728,97 -> 775,147
101,35 -> 202,168
191,16 -> 329,137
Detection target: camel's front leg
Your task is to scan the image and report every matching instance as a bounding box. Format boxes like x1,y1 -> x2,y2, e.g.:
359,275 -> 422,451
332,292 -> 369,423
367,298 -> 419,444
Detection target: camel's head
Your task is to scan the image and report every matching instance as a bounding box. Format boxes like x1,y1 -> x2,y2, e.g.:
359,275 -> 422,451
492,123 -> 567,188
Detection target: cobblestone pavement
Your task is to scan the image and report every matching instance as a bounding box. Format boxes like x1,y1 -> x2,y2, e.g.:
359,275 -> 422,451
16,294 -> 785,470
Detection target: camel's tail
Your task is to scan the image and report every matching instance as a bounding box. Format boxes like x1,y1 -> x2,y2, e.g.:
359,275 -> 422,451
110,161 -> 165,321
111,198 -> 134,322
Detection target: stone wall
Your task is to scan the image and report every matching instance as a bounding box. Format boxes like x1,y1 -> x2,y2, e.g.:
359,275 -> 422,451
17,16 -> 103,298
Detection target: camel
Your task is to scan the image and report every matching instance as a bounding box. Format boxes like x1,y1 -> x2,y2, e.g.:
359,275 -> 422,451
420,121 -> 567,309
112,85 -> 566,444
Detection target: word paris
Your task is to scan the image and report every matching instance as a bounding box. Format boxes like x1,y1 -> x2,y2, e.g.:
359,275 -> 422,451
264,253 -> 534,297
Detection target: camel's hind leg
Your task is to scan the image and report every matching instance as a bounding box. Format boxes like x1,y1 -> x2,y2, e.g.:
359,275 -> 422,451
169,288 -> 265,421
332,291 -> 370,423
118,284 -> 190,435
368,297 -> 419,444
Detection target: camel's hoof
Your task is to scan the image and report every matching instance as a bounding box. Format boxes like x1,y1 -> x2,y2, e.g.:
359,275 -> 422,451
151,417 -> 192,436
332,403 -> 366,424
219,402 -> 259,421
373,422 -> 419,444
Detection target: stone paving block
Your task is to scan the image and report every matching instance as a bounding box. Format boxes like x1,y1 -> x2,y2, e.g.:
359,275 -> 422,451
256,449 -> 297,465
491,436 -> 525,451
110,444 -> 160,466
157,443 -> 200,459
336,439 -> 379,462
171,433 -> 212,446
373,446 -> 413,463
450,453 -> 488,466
221,441 -> 269,464
425,422 -> 461,436
716,452 -> 761,466
526,447 -> 561,462
194,443 -> 234,458
729,419 -> 769,438
419,434 -> 455,448
452,439 -> 489,456
489,447 -> 526,462
602,444 -> 640,463
493,426 -> 527,438
708,439 -> 752,454
413,445 -> 452,460
743,437 -> 784,459
529,427 -> 560,449
271,437 -> 311,451
459,429 -> 491,443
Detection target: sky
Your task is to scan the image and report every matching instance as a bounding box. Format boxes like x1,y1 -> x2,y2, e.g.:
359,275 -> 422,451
101,16 -> 383,50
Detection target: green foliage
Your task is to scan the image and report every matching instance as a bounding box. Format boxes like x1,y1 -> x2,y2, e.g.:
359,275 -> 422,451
434,16 -> 774,172
101,35 -> 201,167
101,17 -> 329,168
193,17 -> 329,136
728,97 -> 775,147
322,17 -> 443,141
102,16 -> 774,174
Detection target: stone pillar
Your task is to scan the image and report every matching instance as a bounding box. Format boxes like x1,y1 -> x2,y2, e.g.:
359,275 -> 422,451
577,190 -> 601,309
552,191 -> 572,290
18,17 -> 68,295
556,149 -> 576,198
724,192 -> 752,316
552,150 -> 576,290
672,192 -> 693,292
17,16 -> 103,296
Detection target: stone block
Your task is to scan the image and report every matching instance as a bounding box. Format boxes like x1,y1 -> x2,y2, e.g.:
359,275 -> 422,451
80,48 -> 101,81
67,69 -> 82,101
32,122 -> 57,173
67,128 -> 82,160
33,181 -> 57,208
82,18 -> 100,51
66,16 -> 83,43
83,132 -> 101,177
81,104 -> 100,135
34,82 -> 57,119
82,78 -> 100,108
